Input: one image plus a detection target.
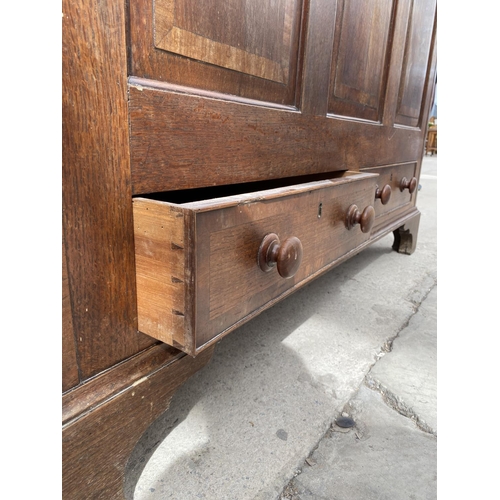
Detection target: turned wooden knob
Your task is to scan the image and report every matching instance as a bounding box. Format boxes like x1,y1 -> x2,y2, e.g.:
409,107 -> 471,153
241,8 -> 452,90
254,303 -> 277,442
258,233 -> 303,279
375,184 -> 392,205
399,176 -> 417,194
345,204 -> 375,233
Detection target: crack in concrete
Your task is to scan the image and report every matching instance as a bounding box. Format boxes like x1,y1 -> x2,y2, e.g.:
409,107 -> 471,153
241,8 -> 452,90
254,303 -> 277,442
380,276 -> 437,356
365,279 -> 437,436
279,278 -> 437,498
364,376 -> 436,436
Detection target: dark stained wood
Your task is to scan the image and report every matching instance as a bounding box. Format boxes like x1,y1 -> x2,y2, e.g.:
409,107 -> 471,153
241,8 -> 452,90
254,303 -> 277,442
400,176 -> 418,193
362,162 -> 417,219
129,81 -> 425,194
300,0 -> 337,115
62,0 -> 155,380
63,345 -> 215,500
392,211 -> 421,255
379,0 -> 414,126
62,343 -> 182,425
258,233 -> 303,279
128,0 -> 304,106
395,0 -> 437,127
328,0 -> 397,122
375,184 -> 392,205
345,204 -> 376,233
155,0 -> 295,84
62,238 -> 79,392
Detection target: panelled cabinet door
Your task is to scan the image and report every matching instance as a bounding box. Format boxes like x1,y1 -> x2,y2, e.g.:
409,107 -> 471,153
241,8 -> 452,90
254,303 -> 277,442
128,0 -> 437,191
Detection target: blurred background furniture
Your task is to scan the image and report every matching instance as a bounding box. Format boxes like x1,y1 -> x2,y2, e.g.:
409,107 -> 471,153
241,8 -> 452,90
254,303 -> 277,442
426,116 -> 437,155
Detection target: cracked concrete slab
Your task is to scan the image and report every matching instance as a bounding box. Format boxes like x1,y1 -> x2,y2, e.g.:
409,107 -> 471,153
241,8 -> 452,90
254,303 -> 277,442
290,385 -> 437,500
366,285 -> 437,435
283,282 -> 437,500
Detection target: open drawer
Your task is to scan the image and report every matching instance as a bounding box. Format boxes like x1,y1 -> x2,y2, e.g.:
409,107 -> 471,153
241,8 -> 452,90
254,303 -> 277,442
364,162 -> 418,218
133,171 -> 379,355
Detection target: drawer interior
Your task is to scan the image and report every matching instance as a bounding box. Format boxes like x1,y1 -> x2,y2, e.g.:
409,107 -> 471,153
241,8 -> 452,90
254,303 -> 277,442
134,170 -> 358,206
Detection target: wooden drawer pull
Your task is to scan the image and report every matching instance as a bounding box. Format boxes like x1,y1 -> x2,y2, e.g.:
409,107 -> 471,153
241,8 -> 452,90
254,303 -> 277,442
346,204 -> 375,233
375,184 -> 392,205
258,233 -> 303,279
399,176 -> 418,194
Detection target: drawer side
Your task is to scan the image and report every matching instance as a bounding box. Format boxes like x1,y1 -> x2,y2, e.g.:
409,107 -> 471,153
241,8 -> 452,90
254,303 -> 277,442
133,199 -> 188,351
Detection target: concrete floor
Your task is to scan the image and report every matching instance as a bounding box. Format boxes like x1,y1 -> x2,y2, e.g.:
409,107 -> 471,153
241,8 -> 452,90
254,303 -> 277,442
127,154 -> 437,500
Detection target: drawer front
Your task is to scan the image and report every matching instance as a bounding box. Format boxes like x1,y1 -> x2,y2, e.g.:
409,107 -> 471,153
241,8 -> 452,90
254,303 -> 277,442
364,163 -> 418,217
133,172 -> 379,355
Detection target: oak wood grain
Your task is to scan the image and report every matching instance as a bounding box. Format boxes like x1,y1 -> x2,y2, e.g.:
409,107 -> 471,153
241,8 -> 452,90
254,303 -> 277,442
328,0 -> 396,122
362,162 -> 417,218
62,238 -> 79,392
129,0 -> 304,105
63,343 -> 183,425
154,0 -> 296,84
63,345 -> 215,499
133,201 -> 188,350
300,0 -> 337,115
129,83 -> 425,194
62,0 -> 155,380
395,0 -> 437,127
62,0 -> 437,496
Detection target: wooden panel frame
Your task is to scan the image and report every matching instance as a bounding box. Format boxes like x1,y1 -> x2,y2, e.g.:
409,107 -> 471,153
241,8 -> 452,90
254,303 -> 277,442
62,238 -> 79,392
63,345 -> 215,499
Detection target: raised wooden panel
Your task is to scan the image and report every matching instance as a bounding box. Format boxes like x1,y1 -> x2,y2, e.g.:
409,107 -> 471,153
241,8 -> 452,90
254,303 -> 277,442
328,0 -> 397,122
395,0 -> 436,127
129,0 -> 304,105
155,0 -> 295,84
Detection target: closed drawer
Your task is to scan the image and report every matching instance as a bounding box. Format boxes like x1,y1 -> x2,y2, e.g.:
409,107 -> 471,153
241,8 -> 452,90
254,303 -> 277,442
133,171 -> 379,355
364,162 -> 418,217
